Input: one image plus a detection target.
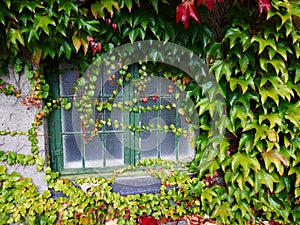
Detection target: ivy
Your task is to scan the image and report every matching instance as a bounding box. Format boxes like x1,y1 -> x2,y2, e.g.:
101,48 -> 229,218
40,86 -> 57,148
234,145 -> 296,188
0,0 -> 299,224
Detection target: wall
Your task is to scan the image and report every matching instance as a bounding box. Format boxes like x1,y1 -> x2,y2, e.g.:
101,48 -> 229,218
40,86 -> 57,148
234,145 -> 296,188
0,65 -> 47,193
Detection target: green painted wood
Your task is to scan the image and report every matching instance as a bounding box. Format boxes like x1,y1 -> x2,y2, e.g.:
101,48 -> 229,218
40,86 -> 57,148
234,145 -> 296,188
124,64 -> 140,165
46,61 -> 63,172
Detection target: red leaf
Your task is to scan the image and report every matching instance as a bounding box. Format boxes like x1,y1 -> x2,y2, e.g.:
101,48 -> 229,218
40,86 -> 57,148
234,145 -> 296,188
205,0 -> 217,11
140,216 -> 160,225
176,0 -> 200,29
258,0 -> 271,15
196,0 -> 224,11
142,96 -> 148,103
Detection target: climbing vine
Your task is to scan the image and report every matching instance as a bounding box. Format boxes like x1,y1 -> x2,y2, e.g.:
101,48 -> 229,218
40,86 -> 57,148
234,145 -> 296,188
0,0 -> 299,224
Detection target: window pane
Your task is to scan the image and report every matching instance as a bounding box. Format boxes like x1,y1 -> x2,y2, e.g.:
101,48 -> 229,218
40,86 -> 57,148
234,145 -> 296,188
178,131 -> 195,160
63,134 -> 82,169
104,72 -> 122,96
85,135 -> 104,168
60,63 -> 77,96
160,132 -> 176,160
144,76 -> 159,95
140,131 -> 158,158
105,133 -> 124,167
61,99 -> 81,132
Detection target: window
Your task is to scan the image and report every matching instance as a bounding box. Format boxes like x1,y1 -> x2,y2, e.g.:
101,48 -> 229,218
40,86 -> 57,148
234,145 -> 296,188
47,62 -> 195,175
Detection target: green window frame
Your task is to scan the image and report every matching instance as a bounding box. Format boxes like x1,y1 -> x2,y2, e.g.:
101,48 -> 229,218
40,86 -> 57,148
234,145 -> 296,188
47,62 -> 195,175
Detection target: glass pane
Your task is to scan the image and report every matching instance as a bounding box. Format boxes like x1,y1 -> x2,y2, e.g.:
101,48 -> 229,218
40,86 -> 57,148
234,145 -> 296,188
61,99 -> 81,132
160,132 -> 176,160
104,72 -> 122,95
140,131 -> 158,158
141,99 -> 158,127
105,133 -> 124,167
143,76 -> 159,95
63,134 -> 82,169
161,99 -> 176,126
60,63 -> 77,96
178,132 -> 195,160
85,135 -> 104,168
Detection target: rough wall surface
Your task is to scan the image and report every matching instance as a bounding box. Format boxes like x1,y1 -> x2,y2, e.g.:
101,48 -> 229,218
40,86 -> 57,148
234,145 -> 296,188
0,66 -> 47,193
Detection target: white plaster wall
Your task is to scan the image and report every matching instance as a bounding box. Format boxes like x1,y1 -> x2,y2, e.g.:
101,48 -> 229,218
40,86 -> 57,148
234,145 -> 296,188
0,65 -> 47,193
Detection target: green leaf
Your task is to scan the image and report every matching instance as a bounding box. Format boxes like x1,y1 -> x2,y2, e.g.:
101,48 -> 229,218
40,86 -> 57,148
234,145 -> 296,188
255,169 -> 280,192
0,7 -> 16,25
0,165 -> 6,174
259,113 -> 283,129
210,60 -> 232,82
151,0 -> 158,14
7,28 -> 25,47
200,188 -> 218,204
211,202 -> 233,224
128,29 -> 139,43
34,15 -> 56,35
232,153 -> 261,179
295,64 -> 300,83
251,35 -> 277,54
276,41 -> 292,61
58,40 -> 73,59
72,32 -> 88,54
19,1 -> 44,13
262,149 -> 288,176
58,0 -> 78,16
239,55 -> 250,74
294,42 -> 300,59
224,27 -> 241,49
260,87 -> 279,106
91,0 -> 119,18
124,0 -> 133,12
285,101 -> 300,127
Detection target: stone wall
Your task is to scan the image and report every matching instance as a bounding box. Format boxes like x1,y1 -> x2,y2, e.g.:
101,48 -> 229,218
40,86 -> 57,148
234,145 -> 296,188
0,65 -> 47,193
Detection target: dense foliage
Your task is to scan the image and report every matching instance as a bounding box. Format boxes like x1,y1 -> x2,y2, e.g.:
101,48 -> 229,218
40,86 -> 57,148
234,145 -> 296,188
0,0 -> 299,224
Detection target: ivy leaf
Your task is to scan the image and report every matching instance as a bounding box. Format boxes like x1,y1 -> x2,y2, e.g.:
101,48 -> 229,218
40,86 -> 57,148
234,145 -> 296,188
255,169 -> 280,192
239,54 -> 250,74
276,41 -> 292,61
259,113 -> 283,129
176,0 -> 200,29
124,0 -> 133,12
32,47 -> 43,66
258,0 -> 271,15
19,0 -> 44,13
262,149 -> 288,176
140,216 -> 160,225
238,132 -> 254,153
91,0 -> 119,18
232,152 -> 261,179
285,101 -> 300,127
294,64 -> 300,83
7,28 -> 25,47
58,0 -> 78,16
58,40 -> 73,59
210,60 -> 232,82
128,29 -> 139,43
0,165 -> 6,175
72,31 -> 88,54
224,27 -> 241,49
251,35 -> 276,54
0,7 -> 16,25
294,42 -> 300,59
211,202 -> 233,224
201,187 -> 218,204
260,87 -> 279,106
34,14 -> 56,35
288,167 -> 300,195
